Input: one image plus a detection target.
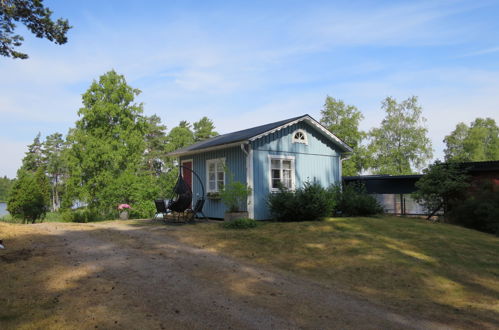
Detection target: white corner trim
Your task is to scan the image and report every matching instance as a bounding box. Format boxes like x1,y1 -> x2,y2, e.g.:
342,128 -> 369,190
246,145 -> 254,219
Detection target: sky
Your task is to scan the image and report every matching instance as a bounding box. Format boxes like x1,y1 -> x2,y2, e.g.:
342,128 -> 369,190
1,0 -> 499,178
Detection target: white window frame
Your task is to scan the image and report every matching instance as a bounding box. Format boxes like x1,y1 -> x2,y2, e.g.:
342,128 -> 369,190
292,129 -> 308,145
206,158 -> 226,193
268,155 -> 296,192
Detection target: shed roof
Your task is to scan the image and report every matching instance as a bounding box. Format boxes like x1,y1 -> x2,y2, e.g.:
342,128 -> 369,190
167,114 -> 352,156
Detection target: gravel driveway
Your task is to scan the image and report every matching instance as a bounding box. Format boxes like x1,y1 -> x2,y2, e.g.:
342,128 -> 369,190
1,221 -> 450,329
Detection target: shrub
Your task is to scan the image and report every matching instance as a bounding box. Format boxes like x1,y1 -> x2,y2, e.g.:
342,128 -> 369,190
129,200 -> 156,219
267,186 -> 296,221
59,208 -> 102,223
223,218 -> 258,229
294,181 -> 332,220
448,182 -> 499,235
220,180 -> 251,212
268,181 -> 331,221
7,169 -> 50,223
413,161 -> 470,219
334,183 -> 383,216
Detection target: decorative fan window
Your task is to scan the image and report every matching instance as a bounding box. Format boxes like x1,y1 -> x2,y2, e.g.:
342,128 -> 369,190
292,129 -> 308,144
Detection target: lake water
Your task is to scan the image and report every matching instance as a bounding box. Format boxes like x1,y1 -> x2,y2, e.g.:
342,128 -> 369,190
0,202 -> 8,217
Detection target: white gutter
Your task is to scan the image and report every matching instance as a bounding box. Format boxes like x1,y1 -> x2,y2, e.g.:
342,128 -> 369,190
241,143 -> 255,219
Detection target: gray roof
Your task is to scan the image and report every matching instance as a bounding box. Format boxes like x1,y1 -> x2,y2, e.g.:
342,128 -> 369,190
167,114 -> 352,156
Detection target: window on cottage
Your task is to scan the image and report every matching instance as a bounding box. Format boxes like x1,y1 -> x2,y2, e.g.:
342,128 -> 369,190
292,129 -> 307,144
270,157 -> 295,190
207,158 -> 225,192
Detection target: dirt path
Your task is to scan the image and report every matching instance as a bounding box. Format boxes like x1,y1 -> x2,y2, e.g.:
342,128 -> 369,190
1,221 -> 451,329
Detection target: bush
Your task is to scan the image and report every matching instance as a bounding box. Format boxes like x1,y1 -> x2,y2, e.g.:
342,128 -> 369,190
268,181 -> 331,221
7,169 -> 50,223
60,208 -> 102,223
220,180 -> 251,212
267,187 -> 296,221
223,218 -> 258,229
129,200 -> 156,219
448,182 -> 499,235
334,183 -> 383,216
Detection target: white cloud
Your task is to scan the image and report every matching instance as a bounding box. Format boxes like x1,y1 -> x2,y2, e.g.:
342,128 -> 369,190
0,138 -> 29,178
462,46 -> 499,57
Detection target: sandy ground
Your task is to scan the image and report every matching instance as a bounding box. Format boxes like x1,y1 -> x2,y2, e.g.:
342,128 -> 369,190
1,221 -> 455,329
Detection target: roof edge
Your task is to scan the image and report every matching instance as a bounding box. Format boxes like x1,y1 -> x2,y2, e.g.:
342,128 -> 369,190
166,140 -> 247,157
248,115 -> 353,152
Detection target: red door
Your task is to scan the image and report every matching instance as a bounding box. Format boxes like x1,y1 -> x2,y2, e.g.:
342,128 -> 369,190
182,161 -> 193,207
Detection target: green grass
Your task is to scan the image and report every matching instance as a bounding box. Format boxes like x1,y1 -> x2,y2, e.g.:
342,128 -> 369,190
0,212 -> 70,223
172,216 -> 499,325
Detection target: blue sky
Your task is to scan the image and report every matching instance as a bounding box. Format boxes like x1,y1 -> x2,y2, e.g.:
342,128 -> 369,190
1,0 -> 499,177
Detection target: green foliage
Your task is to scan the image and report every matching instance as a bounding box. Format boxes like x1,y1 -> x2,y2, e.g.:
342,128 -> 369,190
0,0 -> 71,59
129,200 -> 156,219
320,96 -> 366,175
448,181 -> 499,235
65,70 -> 148,213
413,161 -> 470,217
267,187 -> 296,221
268,181 -> 332,221
444,118 -> 499,162
193,116 -> 218,142
333,183 -> 383,216
7,168 -> 50,223
21,133 -> 44,172
223,218 -> 258,229
166,121 -> 195,152
367,96 -> 433,174
143,114 -> 168,176
162,121 -> 196,195
60,208 -> 101,223
43,132 -> 66,211
220,180 -> 251,212
0,176 -> 14,201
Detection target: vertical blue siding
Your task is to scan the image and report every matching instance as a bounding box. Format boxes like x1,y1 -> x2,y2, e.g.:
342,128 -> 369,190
178,121 -> 344,220
180,146 -> 247,219
251,121 -> 342,220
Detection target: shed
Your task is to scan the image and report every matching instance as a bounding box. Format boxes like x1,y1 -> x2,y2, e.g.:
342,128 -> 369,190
343,160 -> 499,215
168,114 -> 351,220
343,175 -> 425,215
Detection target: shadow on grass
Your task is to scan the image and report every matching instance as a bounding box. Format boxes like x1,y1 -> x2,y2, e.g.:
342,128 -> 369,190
171,216 -> 499,328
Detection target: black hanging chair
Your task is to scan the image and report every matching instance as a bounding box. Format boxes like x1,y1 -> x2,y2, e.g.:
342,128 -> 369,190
168,171 -> 192,213
155,165 -> 206,222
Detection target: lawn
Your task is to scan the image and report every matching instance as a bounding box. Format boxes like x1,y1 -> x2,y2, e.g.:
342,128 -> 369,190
171,216 -> 499,326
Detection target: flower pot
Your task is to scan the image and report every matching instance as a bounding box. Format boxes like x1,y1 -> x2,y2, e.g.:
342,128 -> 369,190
119,210 -> 129,220
224,211 -> 249,222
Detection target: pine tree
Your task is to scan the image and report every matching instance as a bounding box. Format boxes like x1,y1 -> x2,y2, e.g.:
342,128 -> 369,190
193,117 -> 218,142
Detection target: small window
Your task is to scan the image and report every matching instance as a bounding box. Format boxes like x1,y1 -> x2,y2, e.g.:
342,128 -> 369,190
269,156 -> 295,191
206,158 -> 225,192
292,129 -> 308,144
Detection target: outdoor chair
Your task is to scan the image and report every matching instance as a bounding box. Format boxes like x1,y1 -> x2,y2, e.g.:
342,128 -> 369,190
186,197 -> 207,222
154,199 -> 170,219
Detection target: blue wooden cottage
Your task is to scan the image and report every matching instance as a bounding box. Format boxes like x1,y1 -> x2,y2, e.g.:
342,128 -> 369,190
167,114 -> 352,220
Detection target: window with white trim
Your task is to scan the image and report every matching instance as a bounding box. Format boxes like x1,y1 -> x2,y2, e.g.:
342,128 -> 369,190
270,156 -> 295,191
206,158 -> 225,192
292,129 -> 308,144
